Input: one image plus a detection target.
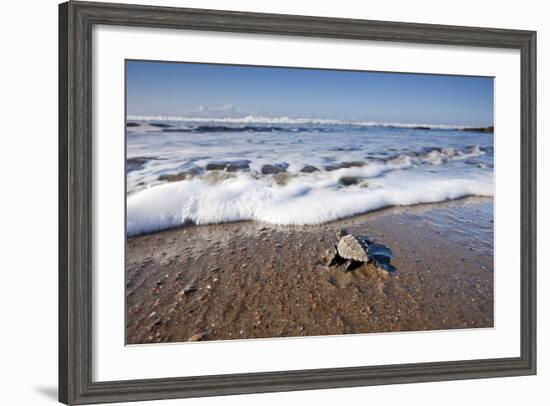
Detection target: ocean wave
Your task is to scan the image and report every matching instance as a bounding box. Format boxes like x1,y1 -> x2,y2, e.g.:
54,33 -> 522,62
127,115 -> 483,131
125,143 -> 490,200
126,119 -> 493,236
385,145 -> 485,166
127,144 -> 486,177
126,170 -> 493,236
158,125 -> 334,134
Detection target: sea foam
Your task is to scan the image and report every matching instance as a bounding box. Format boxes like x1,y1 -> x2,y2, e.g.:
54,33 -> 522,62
127,115 -> 472,130
127,169 -> 493,236
126,118 -> 494,236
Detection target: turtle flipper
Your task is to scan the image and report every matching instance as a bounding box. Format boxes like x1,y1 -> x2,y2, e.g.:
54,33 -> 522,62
328,254 -> 343,267
326,246 -> 346,267
369,254 -> 396,273
368,243 -> 393,260
366,243 -> 396,273
371,259 -> 396,273
343,260 -> 363,272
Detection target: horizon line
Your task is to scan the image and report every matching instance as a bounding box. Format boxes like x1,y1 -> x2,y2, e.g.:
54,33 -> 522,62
126,114 -> 494,130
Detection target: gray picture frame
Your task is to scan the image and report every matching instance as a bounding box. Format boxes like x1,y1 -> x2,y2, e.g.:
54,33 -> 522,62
59,1 -> 537,404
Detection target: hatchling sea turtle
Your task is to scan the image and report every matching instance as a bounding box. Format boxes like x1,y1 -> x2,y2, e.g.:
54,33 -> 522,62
326,230 -> 395,273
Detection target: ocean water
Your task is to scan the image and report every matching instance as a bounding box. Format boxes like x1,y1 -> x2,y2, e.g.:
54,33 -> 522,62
126,117 -> 494,236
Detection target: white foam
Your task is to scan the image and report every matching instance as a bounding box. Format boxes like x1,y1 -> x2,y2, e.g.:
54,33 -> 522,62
127,115 -> 472,130
127,169 -> 493,236
125,119 -> 493,235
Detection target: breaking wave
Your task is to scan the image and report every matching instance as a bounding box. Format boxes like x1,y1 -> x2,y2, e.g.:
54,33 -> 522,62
127,170 -> 493,236
126,118 -> 494,236
127,115 -> 489,131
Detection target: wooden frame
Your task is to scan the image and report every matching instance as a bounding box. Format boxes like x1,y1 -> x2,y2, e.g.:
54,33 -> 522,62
59,1 -> 537,404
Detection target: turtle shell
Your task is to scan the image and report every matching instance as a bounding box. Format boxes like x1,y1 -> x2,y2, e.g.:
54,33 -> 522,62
336,234 -> 370,262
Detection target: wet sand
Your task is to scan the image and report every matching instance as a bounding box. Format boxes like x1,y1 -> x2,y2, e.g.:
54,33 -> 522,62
126,197 -> 494,344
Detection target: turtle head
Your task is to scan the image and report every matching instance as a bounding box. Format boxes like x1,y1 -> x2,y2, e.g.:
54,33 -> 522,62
336,228 -> 349,238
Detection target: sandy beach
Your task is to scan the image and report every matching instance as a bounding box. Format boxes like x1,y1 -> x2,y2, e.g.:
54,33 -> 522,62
126,196 -> 493,344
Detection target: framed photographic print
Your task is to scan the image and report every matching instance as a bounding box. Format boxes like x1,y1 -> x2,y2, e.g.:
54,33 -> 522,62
59,1 -> 536,404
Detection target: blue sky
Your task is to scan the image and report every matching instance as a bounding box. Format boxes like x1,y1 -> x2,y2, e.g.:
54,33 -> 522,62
126,60 -> 494,126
